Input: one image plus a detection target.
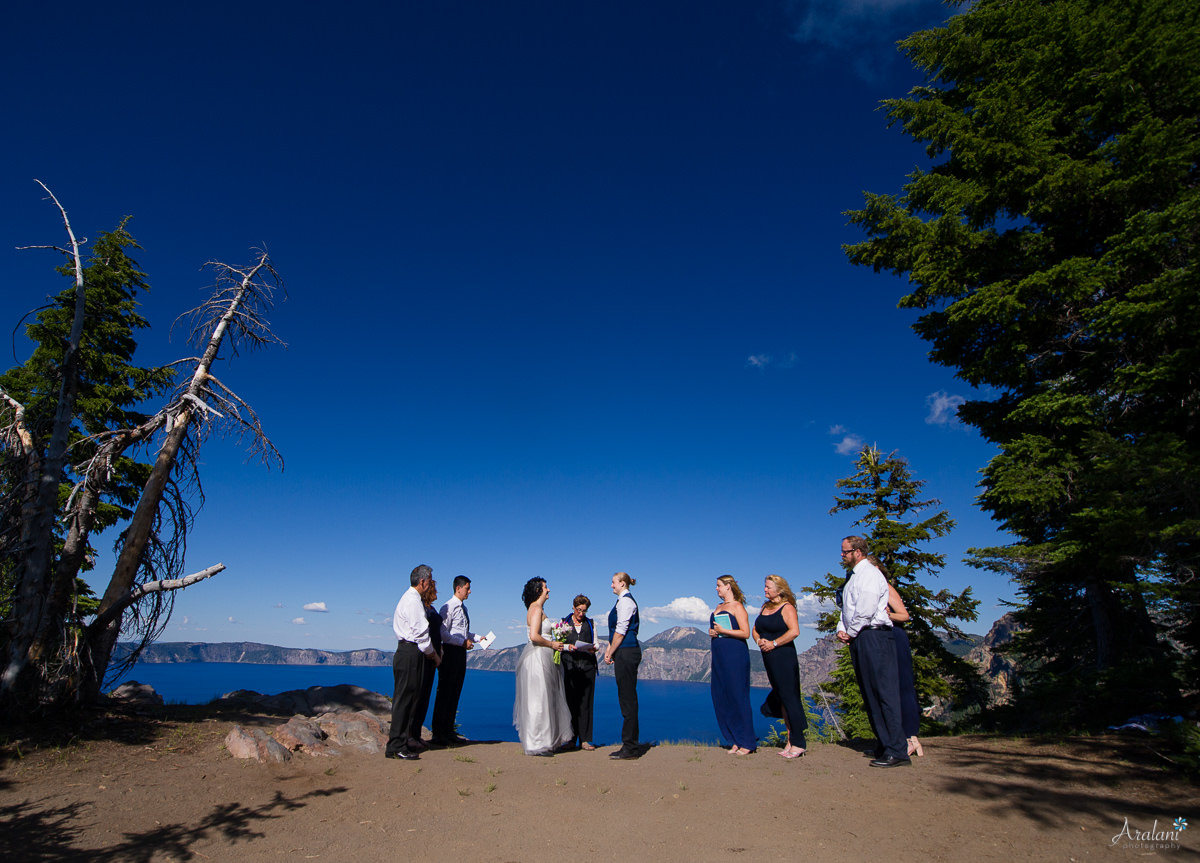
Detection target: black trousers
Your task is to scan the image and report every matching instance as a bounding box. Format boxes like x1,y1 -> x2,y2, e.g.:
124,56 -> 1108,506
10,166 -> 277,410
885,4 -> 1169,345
410,656 -> 437,739
386,640 -> 425,756
562,653 -> 597,745
613,646 -> 641,749
849,628 -> 907,759
432,643 -> 467,739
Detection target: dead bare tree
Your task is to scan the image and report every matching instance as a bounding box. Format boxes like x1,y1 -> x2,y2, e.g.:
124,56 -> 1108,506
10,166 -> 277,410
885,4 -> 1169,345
0,186 -> 284,715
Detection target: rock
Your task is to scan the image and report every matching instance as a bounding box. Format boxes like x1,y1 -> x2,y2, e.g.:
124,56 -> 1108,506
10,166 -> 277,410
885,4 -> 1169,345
107,681 -> 165,707
273,716 -> 336,756
314,710 -> 389,754
213,684 -> 391,717
224,725 -> 291,762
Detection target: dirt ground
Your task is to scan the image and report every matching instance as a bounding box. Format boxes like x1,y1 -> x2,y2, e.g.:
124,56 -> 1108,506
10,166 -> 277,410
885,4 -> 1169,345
1,708 -> 1197,863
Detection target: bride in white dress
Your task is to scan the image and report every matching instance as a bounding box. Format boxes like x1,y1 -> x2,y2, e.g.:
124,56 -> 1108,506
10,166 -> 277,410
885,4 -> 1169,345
513,577 -> 575,755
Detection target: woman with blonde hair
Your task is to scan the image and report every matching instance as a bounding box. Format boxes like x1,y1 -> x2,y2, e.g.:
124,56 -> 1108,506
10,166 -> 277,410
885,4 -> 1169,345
753,574 -> 808,758
709,574 -> 756,754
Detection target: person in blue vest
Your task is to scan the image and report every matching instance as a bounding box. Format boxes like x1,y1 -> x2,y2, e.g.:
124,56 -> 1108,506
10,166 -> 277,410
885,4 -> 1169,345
603,571 -> 646,759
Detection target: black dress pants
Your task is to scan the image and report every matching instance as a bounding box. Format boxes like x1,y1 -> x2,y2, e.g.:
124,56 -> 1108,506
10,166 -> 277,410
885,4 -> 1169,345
613,646 -> 641,750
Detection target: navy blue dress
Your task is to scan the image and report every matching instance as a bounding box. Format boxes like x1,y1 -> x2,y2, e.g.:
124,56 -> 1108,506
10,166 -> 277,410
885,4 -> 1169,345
710,609 -> 757,752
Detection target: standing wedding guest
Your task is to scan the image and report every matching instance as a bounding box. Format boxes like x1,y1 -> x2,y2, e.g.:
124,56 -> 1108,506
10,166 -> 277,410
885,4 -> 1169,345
513,577 -> 574,756
709,575 -> 757,755
604,571 -> 645,760
836,535 -> 909,768
432,575 -> 475,747
385,564 -> 440,761
884,578 -> 924,758
561,594 -> 600,750
409,578 -> 444,751
752,574 -> 808,759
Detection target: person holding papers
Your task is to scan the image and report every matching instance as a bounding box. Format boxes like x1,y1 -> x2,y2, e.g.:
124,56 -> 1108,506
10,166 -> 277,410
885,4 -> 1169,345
708,575 -> 757,755
560,594 -> 600,751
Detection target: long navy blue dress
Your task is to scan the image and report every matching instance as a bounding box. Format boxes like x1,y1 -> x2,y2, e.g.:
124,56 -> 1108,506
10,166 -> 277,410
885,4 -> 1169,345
710,609 -> 757,752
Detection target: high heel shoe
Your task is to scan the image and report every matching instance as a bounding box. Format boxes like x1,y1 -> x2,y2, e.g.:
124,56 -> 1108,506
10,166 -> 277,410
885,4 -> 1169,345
907,736 -> 924,757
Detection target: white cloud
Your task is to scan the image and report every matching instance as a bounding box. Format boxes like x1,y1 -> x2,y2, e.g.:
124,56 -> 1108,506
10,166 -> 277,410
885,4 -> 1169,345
273,602 -> 285,609
303,601 -> 329,613
643,596 -> 713,624
925,391 -> 966,426
747,354 -> 771,369
291,617 -> 307,625
227,616 -> 238,624
833,432 -> 864,455
795,593 -> 834,627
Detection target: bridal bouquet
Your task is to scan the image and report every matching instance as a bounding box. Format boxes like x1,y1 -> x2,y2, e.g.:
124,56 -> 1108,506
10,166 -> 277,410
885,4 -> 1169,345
550,620 -> 572,664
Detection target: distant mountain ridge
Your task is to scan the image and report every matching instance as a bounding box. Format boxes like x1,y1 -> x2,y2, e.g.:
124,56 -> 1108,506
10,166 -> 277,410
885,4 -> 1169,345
119,626 -> 842,690
120,622 -> 991,695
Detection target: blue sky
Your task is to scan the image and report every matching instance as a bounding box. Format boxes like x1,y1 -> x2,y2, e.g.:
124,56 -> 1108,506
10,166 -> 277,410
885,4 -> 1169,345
2,0 -> 1011,652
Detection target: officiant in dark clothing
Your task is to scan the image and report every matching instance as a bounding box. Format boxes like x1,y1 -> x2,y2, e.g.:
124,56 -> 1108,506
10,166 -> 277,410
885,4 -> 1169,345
561,594 -> 600,751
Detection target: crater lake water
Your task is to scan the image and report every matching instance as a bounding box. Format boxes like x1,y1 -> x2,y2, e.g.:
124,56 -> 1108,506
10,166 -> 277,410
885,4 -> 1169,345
124,663 -> 790,747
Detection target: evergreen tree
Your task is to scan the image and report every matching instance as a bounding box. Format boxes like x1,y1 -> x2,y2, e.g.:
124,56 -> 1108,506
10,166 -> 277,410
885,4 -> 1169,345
843,0 -> 1198,723
0,222 -> 174,652
806,446 -> 984,719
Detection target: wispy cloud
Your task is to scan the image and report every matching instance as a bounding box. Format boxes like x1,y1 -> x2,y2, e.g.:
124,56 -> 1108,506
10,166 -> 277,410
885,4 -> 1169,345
303,601 -> 329,613
746,352 -> 799,371
643,596 -> 713,624
781,0 -> 950,82
227,616 -> 238,625
925,391 -> 965,426
291,617 -> 307,625
829,424 -> 864,455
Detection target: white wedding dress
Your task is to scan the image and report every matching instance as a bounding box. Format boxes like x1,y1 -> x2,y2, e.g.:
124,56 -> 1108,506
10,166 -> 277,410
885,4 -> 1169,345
513,615 -> 574,755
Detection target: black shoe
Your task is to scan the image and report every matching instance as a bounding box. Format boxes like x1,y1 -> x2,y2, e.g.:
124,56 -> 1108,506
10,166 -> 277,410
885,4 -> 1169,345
385,750 -> 420,761
869,755 -> 911,768
609,748 -> 641,760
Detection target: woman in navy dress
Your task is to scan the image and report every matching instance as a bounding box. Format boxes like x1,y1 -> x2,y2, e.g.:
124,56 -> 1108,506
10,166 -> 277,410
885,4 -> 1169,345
884,579 -> 924,757
753,574 -> 808,759
708,575 -> 757,754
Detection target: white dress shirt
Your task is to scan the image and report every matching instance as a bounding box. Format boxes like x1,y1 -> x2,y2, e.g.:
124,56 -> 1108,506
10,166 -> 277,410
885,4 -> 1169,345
393,586 -> 434,656
438,595 -> 475,647
613,590 -> 636,636
837,558 -> 891,639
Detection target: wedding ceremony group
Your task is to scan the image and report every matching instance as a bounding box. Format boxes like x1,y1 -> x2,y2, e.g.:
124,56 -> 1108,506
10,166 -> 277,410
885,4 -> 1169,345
384,534 -> 925,768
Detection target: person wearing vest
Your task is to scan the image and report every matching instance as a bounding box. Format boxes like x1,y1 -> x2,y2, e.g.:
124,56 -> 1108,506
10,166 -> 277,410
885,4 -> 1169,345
604,571 -> 645,759
561,594 -> 600,750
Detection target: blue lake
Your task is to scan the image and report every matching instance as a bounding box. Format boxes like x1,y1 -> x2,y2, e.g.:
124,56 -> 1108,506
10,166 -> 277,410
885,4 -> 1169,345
124,663 -> 789,746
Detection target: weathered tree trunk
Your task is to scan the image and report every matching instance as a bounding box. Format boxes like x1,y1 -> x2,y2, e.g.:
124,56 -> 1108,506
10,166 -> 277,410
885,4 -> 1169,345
0,184 -> 87,715
82,257 -> 269,702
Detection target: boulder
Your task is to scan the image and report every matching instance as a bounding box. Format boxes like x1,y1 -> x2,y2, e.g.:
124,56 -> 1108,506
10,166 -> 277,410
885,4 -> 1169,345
107,681 -> 165,708
224,725 -> 291,763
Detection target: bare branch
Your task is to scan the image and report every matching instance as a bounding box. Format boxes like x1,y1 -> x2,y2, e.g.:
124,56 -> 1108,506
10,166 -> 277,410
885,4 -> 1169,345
89,564 -> 225,632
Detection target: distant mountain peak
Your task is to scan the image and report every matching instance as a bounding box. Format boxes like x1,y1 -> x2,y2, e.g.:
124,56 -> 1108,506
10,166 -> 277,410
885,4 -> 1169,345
644,625 -> 710,649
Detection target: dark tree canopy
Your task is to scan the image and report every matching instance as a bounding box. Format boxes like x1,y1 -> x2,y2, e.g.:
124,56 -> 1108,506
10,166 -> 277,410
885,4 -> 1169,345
845,0 -> 1199,724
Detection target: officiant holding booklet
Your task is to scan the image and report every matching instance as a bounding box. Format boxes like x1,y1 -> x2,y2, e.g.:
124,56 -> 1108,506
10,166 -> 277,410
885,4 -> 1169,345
560,594 -> 600,751
708,575 -> 757,755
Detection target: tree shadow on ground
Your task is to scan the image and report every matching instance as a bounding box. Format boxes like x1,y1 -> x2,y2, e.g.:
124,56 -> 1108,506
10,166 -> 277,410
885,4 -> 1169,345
0,785 -> 348,862
928,735 -> 1197,831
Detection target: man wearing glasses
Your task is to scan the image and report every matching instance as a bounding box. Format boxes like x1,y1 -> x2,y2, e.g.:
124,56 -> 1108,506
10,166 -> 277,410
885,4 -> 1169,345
836,536 -> 910,768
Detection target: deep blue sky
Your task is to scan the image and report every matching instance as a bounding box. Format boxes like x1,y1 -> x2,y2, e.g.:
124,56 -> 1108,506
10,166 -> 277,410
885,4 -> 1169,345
2,0 -> 1010,651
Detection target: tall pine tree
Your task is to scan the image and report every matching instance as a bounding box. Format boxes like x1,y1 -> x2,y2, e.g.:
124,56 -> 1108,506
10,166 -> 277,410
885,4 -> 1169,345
806,446 -> 984,725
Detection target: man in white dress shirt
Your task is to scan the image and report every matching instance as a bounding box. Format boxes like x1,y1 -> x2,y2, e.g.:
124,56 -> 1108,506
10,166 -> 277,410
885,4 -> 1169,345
385,564 -> 440,761
432,575 -> 475,746
836,535 -> 910,768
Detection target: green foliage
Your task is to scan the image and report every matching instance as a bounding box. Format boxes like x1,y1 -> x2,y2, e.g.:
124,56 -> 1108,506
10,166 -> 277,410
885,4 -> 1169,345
823,645 -> 873,741
805,446 -> 985,717
0,222 -> 174,633
844,0 -> 1199,727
